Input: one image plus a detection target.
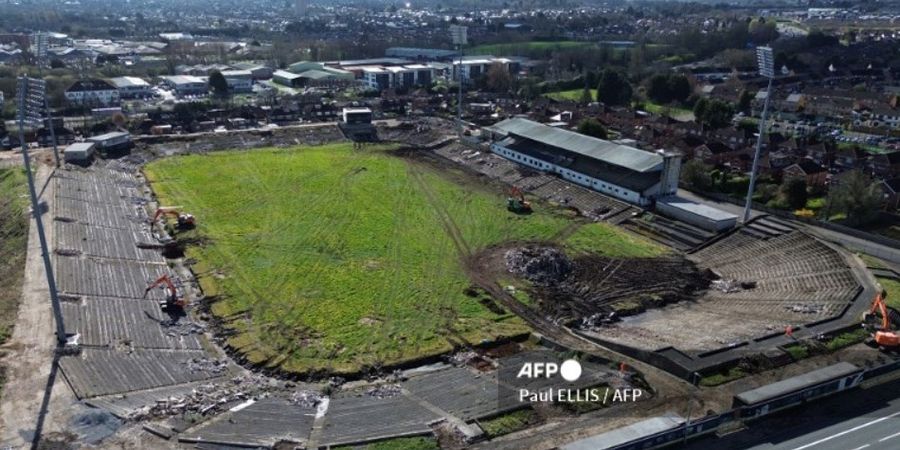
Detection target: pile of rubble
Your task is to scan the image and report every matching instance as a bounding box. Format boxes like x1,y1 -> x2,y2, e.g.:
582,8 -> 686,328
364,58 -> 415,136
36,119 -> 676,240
710,279 -> 757,293
364,383 -> 402,399
128,374 -> 321,421
505,246 -> 572,286
182,357 -> 229,375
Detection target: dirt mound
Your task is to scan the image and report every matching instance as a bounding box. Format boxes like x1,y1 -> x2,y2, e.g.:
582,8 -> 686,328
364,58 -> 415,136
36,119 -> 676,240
505,246 -> 573,285
499,245 -> 712,327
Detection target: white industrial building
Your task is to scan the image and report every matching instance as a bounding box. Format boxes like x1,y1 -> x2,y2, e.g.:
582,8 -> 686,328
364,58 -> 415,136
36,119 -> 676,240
489,118 -> 681,206
656,196 -> 737,232
87,131 -> 131,151
159,75 -> 208,97
109,76 -> 152,99
63,142 -> 95,164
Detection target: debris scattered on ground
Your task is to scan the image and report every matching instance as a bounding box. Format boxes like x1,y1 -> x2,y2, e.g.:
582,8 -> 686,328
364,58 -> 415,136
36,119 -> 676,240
365,384 -> 402,399
505,246 -> 572,285
449,350 -> 478,366
289,390 -> 323,408
182,357 -> 229,375
127,374 -> 321,421
711,279 -> 742,293
786,304 -> 824,314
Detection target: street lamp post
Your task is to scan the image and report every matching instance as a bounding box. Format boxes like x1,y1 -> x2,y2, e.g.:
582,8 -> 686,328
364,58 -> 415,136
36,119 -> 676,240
743,46 -> 775,224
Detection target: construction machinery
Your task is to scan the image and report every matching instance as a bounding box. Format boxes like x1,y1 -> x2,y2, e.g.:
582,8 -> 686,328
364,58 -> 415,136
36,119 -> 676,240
143,274 -> 186,310
507,187 -> 532,213
863,293 -> 900,350
154,206 -> 196,229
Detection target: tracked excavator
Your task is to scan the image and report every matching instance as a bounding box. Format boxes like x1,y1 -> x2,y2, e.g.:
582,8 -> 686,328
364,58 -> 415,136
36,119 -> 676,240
153,206 -> 196,229
143,274 -> 186,310
507,187 -> 532,213
864,293 -> 900,351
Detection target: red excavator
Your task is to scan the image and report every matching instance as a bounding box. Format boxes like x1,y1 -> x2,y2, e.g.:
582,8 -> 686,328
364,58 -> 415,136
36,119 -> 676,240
143,274 -> 186,310
864,293 -> 900,350
153,206 -> 196,229
507,187 -> 532,213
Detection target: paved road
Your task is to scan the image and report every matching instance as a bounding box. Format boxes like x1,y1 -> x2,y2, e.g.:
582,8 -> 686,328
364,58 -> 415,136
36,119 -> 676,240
677,189 -> 900,264
681,377 -> 900,450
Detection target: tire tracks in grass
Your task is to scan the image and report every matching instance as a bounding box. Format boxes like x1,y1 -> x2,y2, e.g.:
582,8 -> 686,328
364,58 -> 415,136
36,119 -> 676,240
406,162 -> 475,348
407,163 -> 471,259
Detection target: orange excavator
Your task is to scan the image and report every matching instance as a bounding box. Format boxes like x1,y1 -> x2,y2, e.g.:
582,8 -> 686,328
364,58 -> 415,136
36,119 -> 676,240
864,293 -> 900,350
143,274 -> 186,310
507,187 -> 532,213
153,206 -> 196,229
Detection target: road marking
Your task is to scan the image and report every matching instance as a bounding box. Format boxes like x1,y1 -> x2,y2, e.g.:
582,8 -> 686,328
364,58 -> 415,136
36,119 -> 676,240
790,410 -> 900,450
850,445 -> 870,450
879,431 -> 900,442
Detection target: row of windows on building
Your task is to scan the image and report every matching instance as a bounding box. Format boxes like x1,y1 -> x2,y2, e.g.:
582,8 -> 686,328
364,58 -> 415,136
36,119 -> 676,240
492,145 -> 626,196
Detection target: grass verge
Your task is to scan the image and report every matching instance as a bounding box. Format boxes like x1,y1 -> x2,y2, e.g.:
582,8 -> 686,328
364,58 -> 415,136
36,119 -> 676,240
478,409 -> 538,438
0,167 -> 29,393
700,367 -> 747,387
334,436 -> 439,450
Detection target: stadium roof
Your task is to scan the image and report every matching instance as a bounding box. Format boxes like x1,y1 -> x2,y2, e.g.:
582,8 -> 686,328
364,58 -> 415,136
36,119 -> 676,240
491,118 -> 663,173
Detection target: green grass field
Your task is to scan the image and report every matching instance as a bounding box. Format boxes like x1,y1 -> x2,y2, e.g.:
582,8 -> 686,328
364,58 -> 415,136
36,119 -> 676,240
468,40 -> 595,56
544,89 -> 597,102
0,168 -> 29,393
145,144 -> 663,375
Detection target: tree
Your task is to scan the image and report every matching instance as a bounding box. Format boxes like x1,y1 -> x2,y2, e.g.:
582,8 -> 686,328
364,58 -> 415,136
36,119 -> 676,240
596,69 -> 632,106
646,74 -> 692,105
209,70 -> 229,97
577,118 -> 608,140
484,62 -> 512,93
738,89 -> 753,113
824,170 -> 882,226
748,18 -> 779,44
694,98 -> 734,130
646,74 -> 672,104
780,177 -> 809,210
667,74 -> 692,104
681,159 -> 713,191
580,83 -> 592,104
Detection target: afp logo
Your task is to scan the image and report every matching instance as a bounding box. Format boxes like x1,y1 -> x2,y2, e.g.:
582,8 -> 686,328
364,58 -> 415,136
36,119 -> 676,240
516,359 -> 582,382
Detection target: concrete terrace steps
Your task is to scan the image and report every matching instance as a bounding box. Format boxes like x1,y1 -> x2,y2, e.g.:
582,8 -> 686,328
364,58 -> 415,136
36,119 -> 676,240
623,213 -> 715,251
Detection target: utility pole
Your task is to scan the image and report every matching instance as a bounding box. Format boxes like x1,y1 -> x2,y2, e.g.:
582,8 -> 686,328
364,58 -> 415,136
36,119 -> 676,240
450,25 -> 468,138
16,76 -> 66,346
743,46 -> 775,224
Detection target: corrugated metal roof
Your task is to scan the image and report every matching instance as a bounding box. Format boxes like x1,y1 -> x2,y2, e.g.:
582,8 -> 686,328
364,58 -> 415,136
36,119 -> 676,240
491,118 -> 663,173
735,362 -> 859,406
562,413 -> 684,450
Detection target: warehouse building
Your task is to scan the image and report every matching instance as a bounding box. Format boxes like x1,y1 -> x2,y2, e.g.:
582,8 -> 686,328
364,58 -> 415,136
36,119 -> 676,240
489,118 -> 681,206
385,47 -> 459,60
109,76 -> 152,99
273,70 -> 304,88
63,142 -> 96,164
159,75 -> 207,97
87,131 -> 131,152
221,70 -> 254,93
